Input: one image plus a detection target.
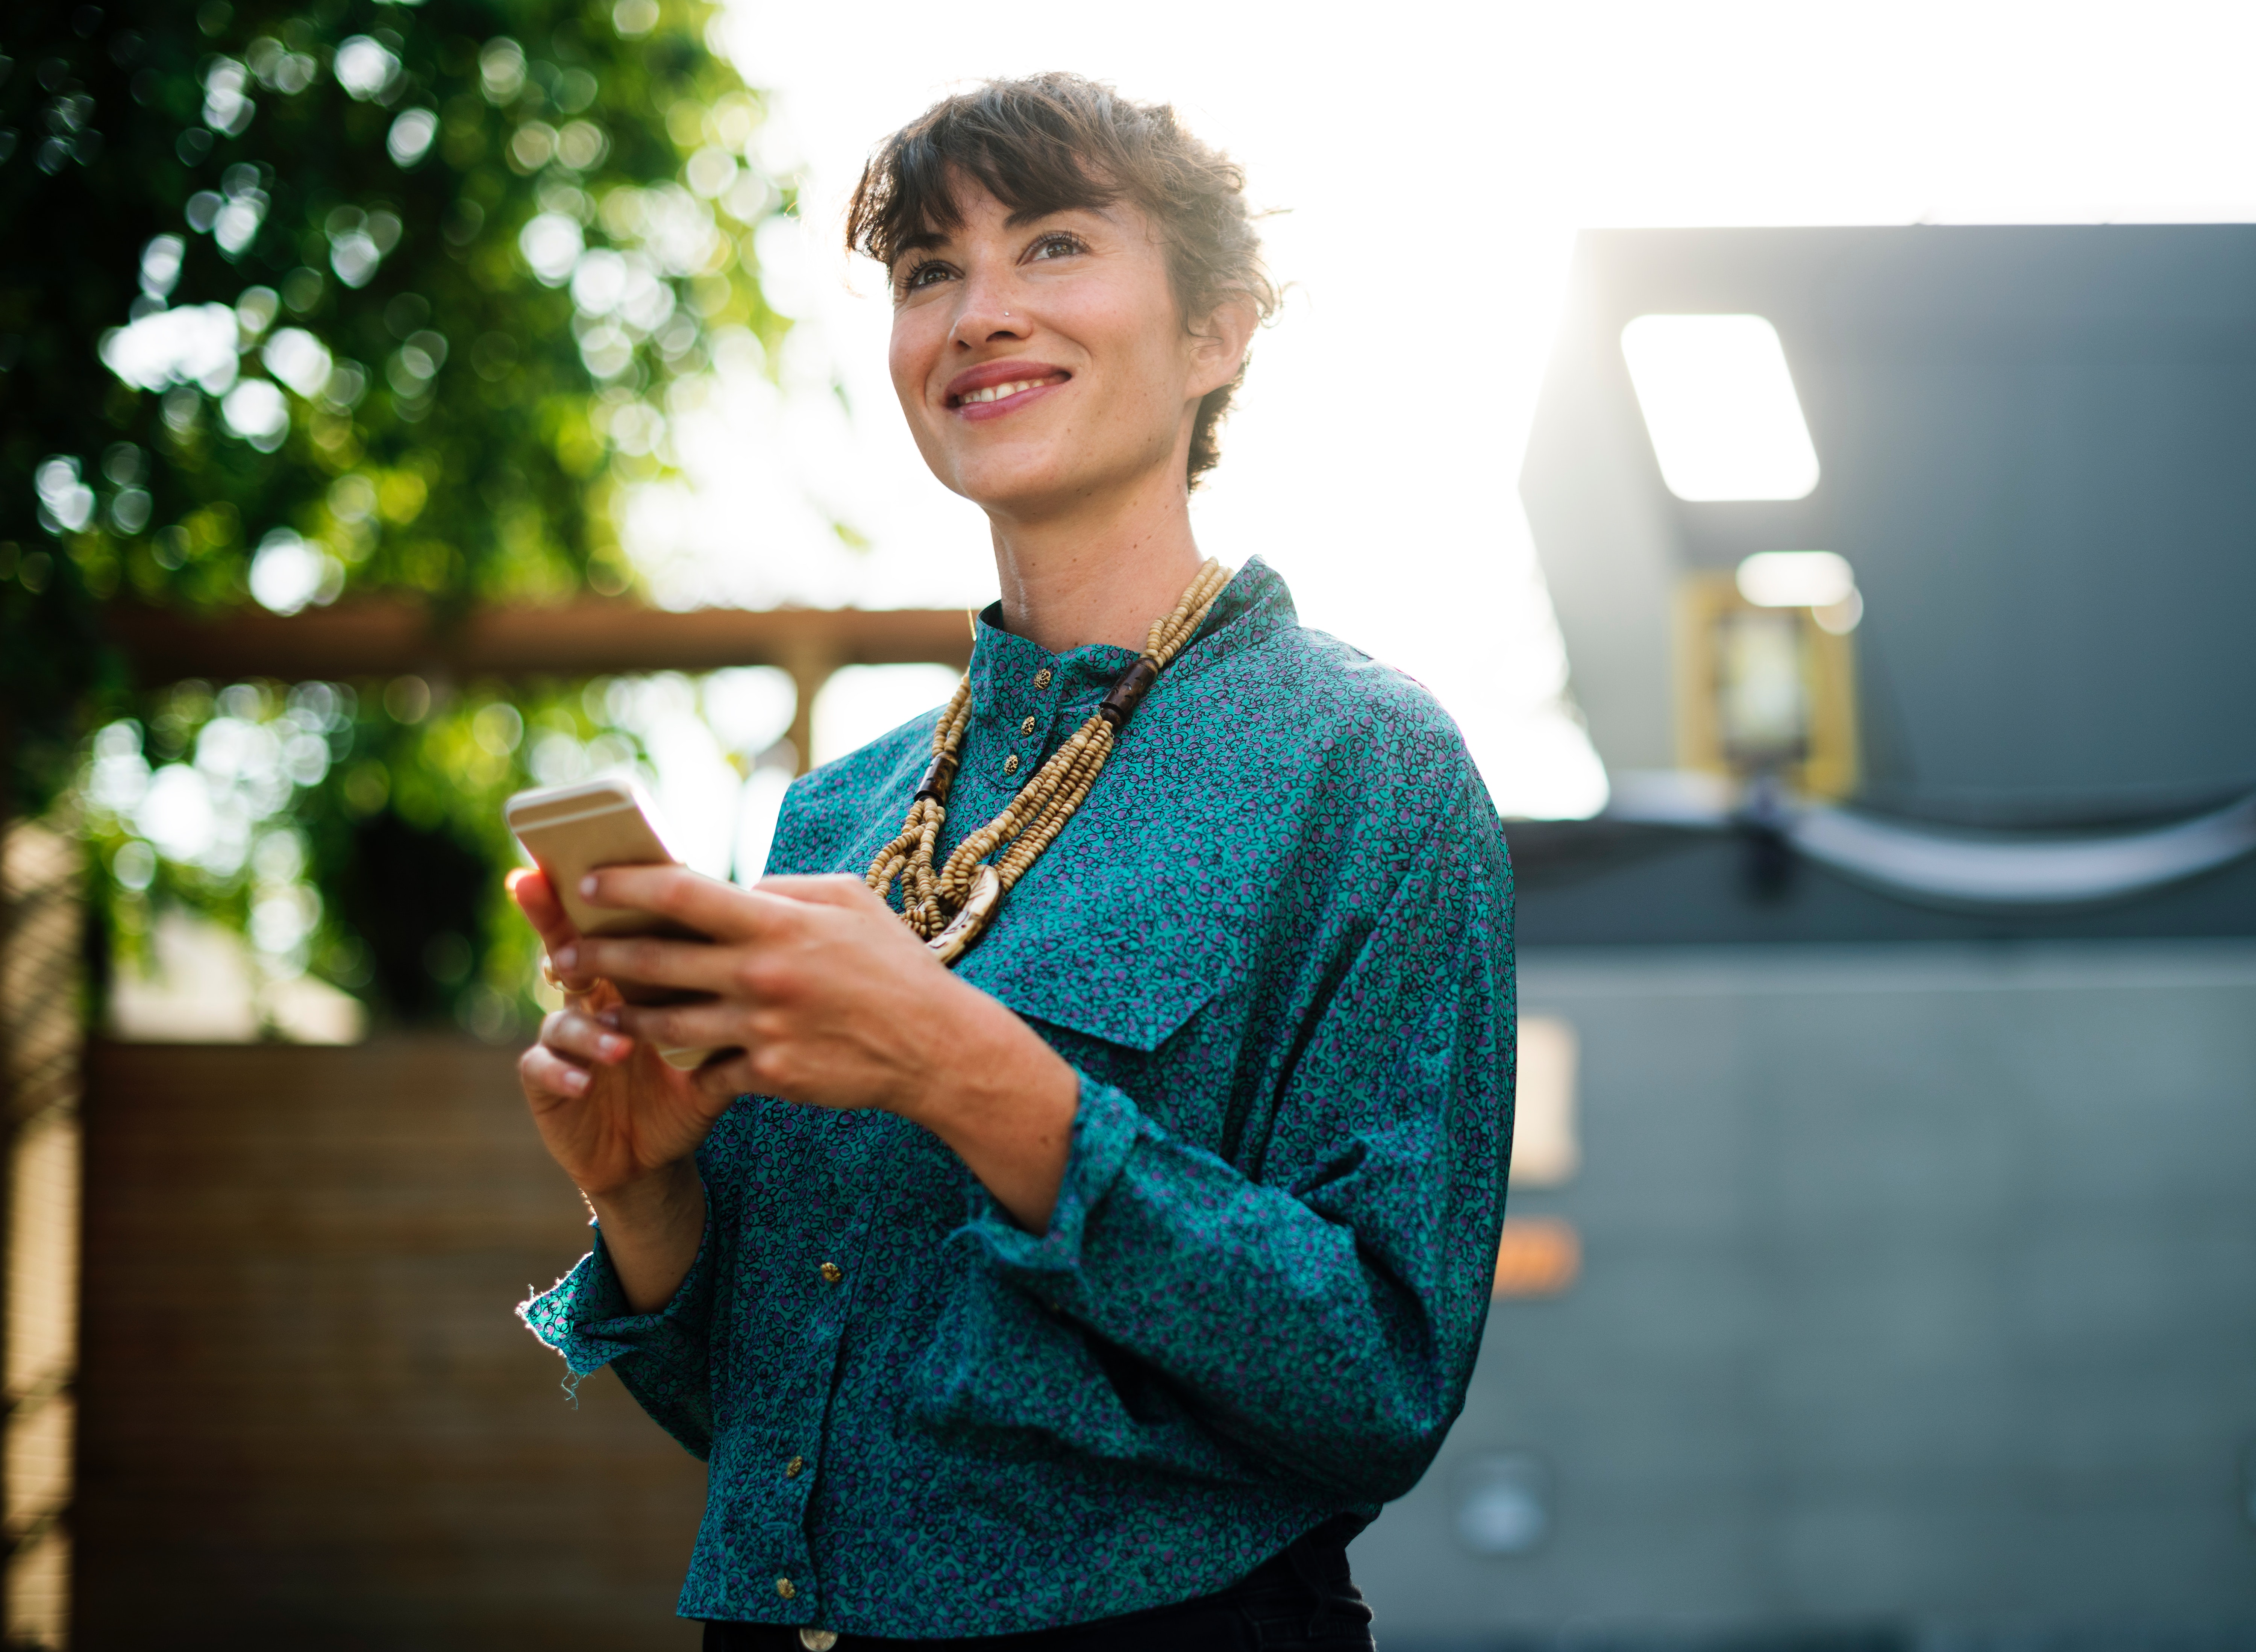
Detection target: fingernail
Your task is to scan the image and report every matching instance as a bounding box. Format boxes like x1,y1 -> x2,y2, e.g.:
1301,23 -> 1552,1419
561,1067 -> 589,1093
596,1007 -> 621,1029
600,1035 -> 630,1059
554,945 -> 577,970
579,874 -> 599,897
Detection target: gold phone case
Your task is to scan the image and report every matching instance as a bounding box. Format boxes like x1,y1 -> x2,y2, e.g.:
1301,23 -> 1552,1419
505,777 -> 717,1070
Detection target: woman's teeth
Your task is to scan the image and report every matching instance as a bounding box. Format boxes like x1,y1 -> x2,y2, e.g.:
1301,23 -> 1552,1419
959,376 -> 1062,405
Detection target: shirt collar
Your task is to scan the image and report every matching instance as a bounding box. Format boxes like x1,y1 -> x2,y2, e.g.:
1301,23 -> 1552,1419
966,555 -> 1298,717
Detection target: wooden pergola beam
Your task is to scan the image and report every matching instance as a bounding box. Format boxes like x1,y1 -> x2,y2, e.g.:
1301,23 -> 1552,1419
101,600 -> 979,773
100,600 -> 976,684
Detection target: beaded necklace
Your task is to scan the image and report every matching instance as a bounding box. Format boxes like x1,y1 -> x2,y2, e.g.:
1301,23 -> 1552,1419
866,558 -> 1231,965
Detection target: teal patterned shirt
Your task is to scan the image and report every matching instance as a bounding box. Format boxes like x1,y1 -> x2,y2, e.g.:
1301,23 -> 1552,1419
521,558 -> 1516,1637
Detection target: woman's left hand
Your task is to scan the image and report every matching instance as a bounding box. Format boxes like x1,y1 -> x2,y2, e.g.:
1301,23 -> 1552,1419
561,866 -> 1079,1228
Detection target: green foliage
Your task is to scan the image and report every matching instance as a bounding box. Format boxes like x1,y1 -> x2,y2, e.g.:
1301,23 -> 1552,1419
80,671 -> 675,1035
2,0 -> 797,1027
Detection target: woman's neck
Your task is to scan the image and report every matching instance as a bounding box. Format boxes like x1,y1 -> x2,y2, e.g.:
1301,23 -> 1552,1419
987,471 -> 1206,657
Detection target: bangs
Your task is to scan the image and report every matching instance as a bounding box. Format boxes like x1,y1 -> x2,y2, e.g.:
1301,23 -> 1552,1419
849,81 -> 1133,273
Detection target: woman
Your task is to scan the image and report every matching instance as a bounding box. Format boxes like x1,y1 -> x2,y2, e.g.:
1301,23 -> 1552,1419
515,73 -> 1515,1651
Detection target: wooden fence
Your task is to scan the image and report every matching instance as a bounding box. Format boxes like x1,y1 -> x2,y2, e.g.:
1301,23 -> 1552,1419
77,1039 -> 707,1650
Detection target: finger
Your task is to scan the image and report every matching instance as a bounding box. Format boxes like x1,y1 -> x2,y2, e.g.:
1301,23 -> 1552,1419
607,999 -> 750,1053
511,868 -> 577,944
545,953 -> 605,998
520,1043 -> 593,1100
574,933 -> 737,994
580,865 -> 767,942
511,869 -> 600,991
540,1008 -> 635,1066
509,866 -> 554,922
754,873 -> 890,914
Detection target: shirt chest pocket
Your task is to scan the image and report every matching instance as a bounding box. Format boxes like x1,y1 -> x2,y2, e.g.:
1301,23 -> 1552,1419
963,921 -> 1233,1082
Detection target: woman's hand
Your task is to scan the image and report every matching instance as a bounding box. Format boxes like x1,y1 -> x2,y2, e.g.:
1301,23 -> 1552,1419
561,866 -> 1079,1230
510,868 -> 721,1310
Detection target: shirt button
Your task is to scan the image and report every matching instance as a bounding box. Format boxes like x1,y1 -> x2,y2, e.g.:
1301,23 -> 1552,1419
776,1576 -> 797,1600
1003,753 -> 1020,775
1033,667 -> 1052,688
786,1455 -> 805,1478
800,1633 -> 840,1651
819,1261 -> 842,1284
1019,716 -> 1036,737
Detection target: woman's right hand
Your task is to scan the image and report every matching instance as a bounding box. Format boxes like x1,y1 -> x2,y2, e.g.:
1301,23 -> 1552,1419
510,868 -> 725,1308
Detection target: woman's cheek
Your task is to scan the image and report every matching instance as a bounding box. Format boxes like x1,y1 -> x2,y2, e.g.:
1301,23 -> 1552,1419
887,314 -> 941,416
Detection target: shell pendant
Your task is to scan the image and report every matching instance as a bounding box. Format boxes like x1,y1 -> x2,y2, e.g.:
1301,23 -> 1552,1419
926,865 -> 1001,966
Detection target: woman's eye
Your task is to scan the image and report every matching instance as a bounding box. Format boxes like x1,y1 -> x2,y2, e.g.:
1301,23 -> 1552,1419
1028,234 -> 1084,262
901,260 -> 953,293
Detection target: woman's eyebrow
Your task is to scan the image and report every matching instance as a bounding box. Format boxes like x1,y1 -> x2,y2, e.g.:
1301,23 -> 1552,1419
1003,202 -> 1117,230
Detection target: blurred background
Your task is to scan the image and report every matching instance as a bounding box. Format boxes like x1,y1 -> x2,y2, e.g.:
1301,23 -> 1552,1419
4,0 -> 2254,1647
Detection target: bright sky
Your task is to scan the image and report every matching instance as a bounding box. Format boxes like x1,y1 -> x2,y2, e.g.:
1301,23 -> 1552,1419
644,0 -> 2256,822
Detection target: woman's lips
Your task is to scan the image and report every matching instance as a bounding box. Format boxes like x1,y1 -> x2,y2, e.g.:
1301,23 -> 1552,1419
946,370 -> 1071,420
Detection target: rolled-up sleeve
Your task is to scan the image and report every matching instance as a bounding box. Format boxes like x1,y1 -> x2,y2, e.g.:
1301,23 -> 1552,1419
519,1204 -> 719,1459
962,765 -> 1515,1502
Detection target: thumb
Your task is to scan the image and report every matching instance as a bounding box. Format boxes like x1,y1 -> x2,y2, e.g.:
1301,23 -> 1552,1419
510,867 -> 570,936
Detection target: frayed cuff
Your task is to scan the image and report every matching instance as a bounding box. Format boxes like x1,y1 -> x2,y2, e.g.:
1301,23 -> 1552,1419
518,1211 -> 713,1377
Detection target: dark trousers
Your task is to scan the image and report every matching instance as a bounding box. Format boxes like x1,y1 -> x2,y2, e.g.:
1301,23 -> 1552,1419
702,1517 -> 1376,1651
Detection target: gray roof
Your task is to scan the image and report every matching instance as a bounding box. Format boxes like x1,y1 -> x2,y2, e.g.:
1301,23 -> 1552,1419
1521,225 -> 2256,832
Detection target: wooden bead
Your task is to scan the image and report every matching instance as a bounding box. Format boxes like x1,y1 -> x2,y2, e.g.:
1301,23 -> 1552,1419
869,562 -> 1225,965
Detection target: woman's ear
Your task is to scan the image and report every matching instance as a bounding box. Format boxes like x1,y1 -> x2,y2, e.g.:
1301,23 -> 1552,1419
1187,292 -> 1260,399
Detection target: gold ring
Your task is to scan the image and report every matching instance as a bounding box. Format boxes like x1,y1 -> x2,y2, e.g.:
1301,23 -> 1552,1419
541,957 -> 567,990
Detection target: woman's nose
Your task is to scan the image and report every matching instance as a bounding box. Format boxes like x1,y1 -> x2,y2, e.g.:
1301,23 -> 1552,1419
947,276 -> 1027,349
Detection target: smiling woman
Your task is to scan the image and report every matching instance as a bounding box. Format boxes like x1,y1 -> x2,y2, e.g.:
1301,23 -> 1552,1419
849,74 -> 1276,497
514,74 -> 1516,1652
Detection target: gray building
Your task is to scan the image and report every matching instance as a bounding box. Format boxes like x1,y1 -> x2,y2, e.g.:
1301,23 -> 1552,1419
1352,228 -> 2256,1646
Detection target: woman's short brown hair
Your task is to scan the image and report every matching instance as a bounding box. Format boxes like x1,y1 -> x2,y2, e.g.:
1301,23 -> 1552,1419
846,73 -> 1278,490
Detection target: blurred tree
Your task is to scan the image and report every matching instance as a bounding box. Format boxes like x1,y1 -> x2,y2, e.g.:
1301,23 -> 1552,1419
0,0 -> 797,1028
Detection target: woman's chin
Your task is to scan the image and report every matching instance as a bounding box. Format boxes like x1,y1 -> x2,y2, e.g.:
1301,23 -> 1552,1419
949,457 -> 1091,519
948,445 -> 1168,523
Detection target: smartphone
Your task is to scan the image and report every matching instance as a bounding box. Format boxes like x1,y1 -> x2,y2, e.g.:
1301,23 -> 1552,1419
505,776 -> 719,1071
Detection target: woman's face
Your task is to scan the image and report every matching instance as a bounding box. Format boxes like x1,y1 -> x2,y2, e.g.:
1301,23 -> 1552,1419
887,182 -> 1243,521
